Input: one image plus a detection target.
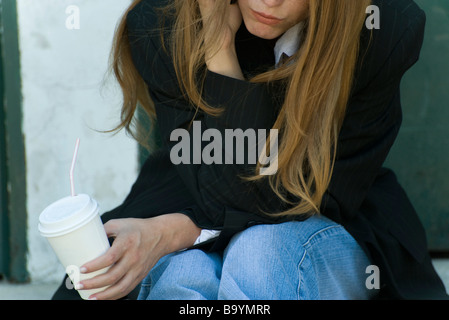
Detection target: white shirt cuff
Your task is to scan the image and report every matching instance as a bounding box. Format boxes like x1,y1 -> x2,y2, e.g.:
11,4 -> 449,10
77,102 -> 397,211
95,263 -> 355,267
193,229 -> 221,246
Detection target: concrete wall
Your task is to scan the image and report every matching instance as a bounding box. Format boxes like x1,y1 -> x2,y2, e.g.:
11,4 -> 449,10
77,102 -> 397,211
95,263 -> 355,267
16,0 -> 137,282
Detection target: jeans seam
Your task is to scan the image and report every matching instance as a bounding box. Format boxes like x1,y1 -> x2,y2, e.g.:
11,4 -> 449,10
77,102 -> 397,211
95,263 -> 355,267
140,283 -> 151,288
296,225 -> 344,299
302,225 -> 343,249
297,249 -> 307,299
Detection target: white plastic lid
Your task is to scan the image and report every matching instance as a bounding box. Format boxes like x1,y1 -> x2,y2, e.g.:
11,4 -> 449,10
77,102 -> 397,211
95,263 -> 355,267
38,194 -> 99,237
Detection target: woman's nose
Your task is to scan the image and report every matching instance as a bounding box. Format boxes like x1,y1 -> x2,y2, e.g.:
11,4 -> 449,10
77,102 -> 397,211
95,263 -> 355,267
261,0 -> 284,8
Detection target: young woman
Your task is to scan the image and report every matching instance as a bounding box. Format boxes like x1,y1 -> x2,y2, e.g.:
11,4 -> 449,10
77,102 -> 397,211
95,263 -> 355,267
53,0 -> 447,300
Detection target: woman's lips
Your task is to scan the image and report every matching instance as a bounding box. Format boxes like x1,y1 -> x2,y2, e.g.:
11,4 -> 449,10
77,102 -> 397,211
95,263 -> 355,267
252,10 -> 283,26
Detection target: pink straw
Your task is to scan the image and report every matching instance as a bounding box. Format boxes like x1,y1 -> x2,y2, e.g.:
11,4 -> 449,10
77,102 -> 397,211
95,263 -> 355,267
70,138 -> 80,197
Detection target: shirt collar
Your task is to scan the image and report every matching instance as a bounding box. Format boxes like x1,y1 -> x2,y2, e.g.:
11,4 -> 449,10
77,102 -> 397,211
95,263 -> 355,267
274,21 -> 305,66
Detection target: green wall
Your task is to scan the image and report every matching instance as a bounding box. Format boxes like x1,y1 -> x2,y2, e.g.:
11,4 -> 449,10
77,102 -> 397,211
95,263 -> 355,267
0,1 -> 9,278
385,0 -> 449,251
0,0 -> 29,282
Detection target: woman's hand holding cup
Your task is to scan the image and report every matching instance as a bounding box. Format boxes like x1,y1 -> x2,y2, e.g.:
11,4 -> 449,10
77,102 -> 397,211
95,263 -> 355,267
77,214 -> 201,300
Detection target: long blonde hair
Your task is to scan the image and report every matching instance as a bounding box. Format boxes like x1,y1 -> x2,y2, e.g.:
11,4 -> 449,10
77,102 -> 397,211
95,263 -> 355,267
111,0 -> 371,217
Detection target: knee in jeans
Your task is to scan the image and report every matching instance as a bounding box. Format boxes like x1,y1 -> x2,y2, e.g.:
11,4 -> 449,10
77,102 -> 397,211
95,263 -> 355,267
227,225 -> 276,253
223,224 -> 298,270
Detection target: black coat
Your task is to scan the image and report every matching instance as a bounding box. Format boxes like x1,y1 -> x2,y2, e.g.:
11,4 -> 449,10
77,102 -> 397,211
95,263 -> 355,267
53,0 -> 448,300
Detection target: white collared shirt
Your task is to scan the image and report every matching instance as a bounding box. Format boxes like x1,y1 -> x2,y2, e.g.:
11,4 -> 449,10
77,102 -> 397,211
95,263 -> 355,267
274,21 -> 305,67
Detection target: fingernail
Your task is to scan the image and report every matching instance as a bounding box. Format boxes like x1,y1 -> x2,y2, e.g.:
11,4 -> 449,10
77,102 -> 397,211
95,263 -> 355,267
80,267 -> 87,273
88,296 -> 97,301
75,283 -> 84,290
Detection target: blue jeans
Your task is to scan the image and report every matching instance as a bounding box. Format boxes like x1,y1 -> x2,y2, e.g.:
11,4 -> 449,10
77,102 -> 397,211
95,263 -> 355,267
138,215 -> 374,300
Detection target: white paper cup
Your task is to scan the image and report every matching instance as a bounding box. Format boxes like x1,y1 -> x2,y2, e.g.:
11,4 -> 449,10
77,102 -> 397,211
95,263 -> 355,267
38,194 -> 110,299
